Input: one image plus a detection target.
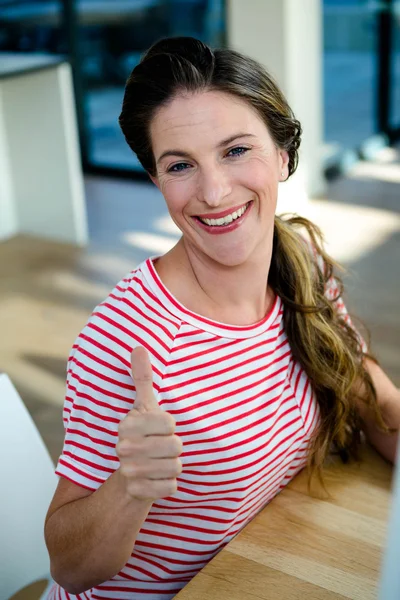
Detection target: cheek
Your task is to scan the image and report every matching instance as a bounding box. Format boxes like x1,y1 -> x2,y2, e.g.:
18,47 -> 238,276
239,158 -> 278,194
162,179 -> 193,218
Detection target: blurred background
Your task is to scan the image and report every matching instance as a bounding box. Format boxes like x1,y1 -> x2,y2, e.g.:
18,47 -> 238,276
0,0 -> 399,173
0,1 -> 399,595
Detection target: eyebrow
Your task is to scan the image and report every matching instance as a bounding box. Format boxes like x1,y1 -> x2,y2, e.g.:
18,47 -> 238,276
156,133 -> 257,165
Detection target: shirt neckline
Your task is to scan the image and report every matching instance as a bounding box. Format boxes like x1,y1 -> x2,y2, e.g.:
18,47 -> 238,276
141,257 -> 282,339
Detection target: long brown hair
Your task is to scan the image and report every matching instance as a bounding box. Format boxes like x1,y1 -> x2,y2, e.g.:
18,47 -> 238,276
119,37 -> 388,488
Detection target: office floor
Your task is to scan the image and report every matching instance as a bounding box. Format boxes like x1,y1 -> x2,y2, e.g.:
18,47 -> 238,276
2,148 -> 400,599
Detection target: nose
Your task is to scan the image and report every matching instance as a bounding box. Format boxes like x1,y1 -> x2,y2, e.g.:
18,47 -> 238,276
197,164 -> 232,207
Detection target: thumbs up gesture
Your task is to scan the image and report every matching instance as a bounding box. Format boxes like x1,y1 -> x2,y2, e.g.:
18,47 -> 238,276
116,346 -> 183,501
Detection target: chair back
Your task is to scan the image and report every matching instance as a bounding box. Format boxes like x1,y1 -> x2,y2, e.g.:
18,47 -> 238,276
0,373 -> 58,599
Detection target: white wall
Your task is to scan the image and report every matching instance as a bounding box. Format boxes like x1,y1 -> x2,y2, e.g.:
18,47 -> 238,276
1,64 -> 88,244
0,61 -> 88,245
227,0 -> 325,202
0,88 -> 17,240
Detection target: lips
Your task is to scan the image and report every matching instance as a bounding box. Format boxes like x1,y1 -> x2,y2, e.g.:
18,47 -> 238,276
192,200 -> 253,235
194,201 -> 250,221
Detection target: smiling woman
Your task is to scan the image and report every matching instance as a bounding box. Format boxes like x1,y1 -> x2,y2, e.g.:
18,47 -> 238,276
147,89 -> 286,272
44,37 -> 399,600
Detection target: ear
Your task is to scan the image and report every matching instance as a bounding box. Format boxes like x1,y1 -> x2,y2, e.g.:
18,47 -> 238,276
149,174 -> 160,189
278,149 -> 290,180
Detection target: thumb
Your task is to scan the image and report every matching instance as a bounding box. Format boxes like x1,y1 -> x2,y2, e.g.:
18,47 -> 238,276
131,346 -> 159,413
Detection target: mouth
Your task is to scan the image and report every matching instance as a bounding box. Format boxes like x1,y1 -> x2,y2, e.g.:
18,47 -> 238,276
194,201 -> 252,228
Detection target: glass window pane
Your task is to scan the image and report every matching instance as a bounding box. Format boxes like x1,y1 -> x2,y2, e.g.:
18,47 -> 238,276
390,2 -> 400,129
323,0 -> 378,155
77,0 -> 226,171
0,1 -> 65,55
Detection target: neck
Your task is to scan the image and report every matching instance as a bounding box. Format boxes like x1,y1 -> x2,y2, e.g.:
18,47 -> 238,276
155,236 -> 275,326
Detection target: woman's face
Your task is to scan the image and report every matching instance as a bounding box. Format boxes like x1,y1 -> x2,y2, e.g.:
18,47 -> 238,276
150,90 -> 289,267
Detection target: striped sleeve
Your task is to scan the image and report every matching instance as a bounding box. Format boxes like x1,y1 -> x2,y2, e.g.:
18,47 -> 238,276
55,271 -> 178,491
56,335 -> 134,490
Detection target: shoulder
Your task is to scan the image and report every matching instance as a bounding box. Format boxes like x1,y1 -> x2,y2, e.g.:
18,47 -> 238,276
70,262 -> 182,378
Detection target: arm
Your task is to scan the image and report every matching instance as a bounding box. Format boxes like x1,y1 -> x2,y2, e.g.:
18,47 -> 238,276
45,347 -> 182,594
45,473 -> 153,594
356,358 -> 400,464
321,270 -> 399,464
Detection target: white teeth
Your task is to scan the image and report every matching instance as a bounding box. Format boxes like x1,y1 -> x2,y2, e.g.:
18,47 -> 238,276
199,203 -> 249,227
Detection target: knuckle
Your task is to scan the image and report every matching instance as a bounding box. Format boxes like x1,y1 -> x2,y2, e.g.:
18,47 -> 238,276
120,462 -> 138,478
147,413 -> 160,427
136,480 -> 157,501
116,440 -> 129,457
126,480 -> 145,499
149,479 -> 178,500
175,458 -> 183,475
173,435 -> 183,455
118,413 -> 136,436
118,420 -> 127,436
117,439 -> 141,458
162,459 -> 182,478
156,411 -> 175,433
164,412 -> 176,430
125,472 -> 179,500
136,372 -> 153,384
166,479 -> 178,496
148,412 -> 174,436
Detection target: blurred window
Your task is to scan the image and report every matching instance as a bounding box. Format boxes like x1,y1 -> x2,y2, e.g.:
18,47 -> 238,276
0,1 -> 65,54
323,0 -> 379,157
0,0 -> 225,174
76,0 -> 226,171
2,1 -> 397,175
390,1 -> 400,129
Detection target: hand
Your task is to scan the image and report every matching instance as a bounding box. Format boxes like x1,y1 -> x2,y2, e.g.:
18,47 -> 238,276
116,346 -> 183,501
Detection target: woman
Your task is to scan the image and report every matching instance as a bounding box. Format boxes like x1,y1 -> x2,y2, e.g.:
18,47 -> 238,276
45,37 -> 400,599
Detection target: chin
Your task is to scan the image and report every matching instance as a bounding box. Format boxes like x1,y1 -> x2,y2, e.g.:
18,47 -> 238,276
205,245 -> 254,269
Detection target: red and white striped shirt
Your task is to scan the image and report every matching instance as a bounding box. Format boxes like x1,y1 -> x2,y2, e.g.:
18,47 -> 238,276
49,257 -> 352,600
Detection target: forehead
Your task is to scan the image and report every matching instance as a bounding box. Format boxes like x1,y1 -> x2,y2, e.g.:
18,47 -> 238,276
150,90 -> 269,152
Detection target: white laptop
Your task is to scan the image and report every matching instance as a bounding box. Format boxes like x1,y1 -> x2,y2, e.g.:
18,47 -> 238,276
378,444 -> 400,599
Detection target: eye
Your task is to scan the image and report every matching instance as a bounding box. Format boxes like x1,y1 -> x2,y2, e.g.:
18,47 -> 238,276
167,162 -> 191,173
226,146 -> 249,158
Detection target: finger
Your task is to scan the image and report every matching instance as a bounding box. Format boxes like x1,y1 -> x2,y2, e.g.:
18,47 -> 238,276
144,433 -> 182,458
131,346 -> 159,413
117,413 -> 176,447
126,478 -> 178,501
146,458 -> 183,480
117,431 -> 181,459
120,458 -> 182,480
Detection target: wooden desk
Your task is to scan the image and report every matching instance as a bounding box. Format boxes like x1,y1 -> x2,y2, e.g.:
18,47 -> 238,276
175,445 -> 393,600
